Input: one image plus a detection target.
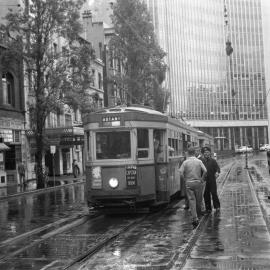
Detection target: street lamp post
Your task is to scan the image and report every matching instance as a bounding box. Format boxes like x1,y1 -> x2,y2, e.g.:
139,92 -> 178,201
245,140 -> 249,169
245,146 -> 248,169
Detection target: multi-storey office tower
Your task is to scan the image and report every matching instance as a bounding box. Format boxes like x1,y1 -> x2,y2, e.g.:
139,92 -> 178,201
146,0 -> 270,151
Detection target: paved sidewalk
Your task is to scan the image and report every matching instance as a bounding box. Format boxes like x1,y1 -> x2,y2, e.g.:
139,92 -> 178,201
0,174 -> 85,198
172,156 -> 270,270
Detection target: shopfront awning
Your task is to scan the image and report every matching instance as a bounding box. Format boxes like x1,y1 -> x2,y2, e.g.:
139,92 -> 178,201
0,143 -> 10,151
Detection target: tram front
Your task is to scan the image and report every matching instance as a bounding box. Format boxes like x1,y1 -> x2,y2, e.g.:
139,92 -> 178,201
83,108 -> 158,211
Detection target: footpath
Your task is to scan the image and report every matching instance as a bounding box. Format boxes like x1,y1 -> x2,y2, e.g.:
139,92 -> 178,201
0,174 -> 85,199
175,154 -> 270,269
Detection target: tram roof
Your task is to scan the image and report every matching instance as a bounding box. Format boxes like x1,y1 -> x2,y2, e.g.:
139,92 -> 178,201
93,105 -> 165,115
83,105 -> 198,131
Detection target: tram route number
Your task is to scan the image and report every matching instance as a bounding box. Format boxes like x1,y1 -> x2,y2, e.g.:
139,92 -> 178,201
126,165 -> 137,187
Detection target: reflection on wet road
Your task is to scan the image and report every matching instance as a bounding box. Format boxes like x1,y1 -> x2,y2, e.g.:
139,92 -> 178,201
182,162 -> 270,269
0,183 -> 86,242
1,154 -> 270,270
70,201 -> 193,270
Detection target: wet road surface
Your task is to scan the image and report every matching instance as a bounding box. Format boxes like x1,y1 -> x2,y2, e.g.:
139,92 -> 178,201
71,156 -> 270,270
1,153 -> 270,270
0,183 -> 86,243
0,215 -> 143,269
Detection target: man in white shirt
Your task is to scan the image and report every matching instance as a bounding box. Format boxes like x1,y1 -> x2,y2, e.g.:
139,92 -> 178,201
179,147 -> 207,228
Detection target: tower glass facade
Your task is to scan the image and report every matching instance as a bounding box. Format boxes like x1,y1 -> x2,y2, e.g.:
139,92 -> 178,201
147,0 -> 269,151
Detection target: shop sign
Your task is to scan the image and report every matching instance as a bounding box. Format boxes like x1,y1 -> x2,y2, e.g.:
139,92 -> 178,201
0,118 -> 23,129
60,136 -> 84,146
0,129 -> 13,142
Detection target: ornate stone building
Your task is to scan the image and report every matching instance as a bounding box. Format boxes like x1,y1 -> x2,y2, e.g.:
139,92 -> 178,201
0,30 -> 26,186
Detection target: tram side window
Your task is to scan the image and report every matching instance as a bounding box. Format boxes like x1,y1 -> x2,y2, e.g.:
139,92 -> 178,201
168,137 -> 179,157
137,129 -> 149,158
96,131 -> 131,159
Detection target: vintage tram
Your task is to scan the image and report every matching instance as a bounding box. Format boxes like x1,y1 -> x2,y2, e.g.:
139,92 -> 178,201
83,105 -> 213,212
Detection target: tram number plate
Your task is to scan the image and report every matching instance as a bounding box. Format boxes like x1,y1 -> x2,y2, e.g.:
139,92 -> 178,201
126,165 -> 137,187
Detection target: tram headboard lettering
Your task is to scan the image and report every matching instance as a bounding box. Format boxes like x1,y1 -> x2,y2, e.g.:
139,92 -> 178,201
101,116 -> 121,127
126,165 -> 137,187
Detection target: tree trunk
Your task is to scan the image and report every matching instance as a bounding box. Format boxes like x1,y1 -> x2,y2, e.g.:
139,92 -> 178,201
35,130 -> 45,189
35,102 -> 46,189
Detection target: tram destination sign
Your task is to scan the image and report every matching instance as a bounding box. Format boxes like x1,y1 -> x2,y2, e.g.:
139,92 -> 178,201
101,116 -> 122,127
126,165 -> 137,187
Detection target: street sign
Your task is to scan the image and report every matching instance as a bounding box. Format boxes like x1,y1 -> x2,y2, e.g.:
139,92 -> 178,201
50,145 -> 56,154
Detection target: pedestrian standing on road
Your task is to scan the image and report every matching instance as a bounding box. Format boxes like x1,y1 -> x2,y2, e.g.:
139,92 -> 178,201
72,159 -> 80,178
18,162 -> 26,187
179,147 -> 207,228
179,154 -> 189,210
201,146 -> 221,213
195,147 -> 206,211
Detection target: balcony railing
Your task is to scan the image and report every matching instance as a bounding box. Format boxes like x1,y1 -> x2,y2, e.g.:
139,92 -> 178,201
26,126 -> 84,137
26,126 -> 84,146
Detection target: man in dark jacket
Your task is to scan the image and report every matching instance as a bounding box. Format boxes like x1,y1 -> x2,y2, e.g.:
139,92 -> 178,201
201,146 -> 221,213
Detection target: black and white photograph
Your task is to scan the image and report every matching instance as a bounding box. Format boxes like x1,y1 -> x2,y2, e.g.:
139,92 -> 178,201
0,0 -> 270,269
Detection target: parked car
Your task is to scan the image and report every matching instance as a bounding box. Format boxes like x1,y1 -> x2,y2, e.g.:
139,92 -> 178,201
259,144 -> 270,151
235,146 -> 253,154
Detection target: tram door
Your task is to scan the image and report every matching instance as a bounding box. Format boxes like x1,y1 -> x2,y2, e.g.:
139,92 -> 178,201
153,129 -> 166,201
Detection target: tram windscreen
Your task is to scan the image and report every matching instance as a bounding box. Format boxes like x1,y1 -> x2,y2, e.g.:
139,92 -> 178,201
96,131 -> 131,159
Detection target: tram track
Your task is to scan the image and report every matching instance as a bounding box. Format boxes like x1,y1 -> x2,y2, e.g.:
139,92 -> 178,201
0,212 -> 87,249
0,213 -> 90,263
55,163 -> 235,270
0,208 -> 150,269
0,180 -> 85,202
0,158 -> 236,270
64,214 -> 147,270
63,199 -> 183,270
174,162 -> 235,270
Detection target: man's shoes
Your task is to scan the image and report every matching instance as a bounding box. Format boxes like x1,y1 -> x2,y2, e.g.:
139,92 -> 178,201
192,220 -> 199,229
215,208 -> 220,212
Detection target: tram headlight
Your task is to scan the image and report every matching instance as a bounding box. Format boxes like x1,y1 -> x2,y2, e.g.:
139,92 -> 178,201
109,178 -> 119,189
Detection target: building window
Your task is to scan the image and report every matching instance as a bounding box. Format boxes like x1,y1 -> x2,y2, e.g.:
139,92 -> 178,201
13,130 -> 21,143
5,145 -> 16,170
98,73 -> 102,89
99,42 -> 102,59
50,113 -> 57,128
91,69 -> 95,87
110,50 -> 114,68
137,129 -> 149,158
53,43 -> 57,57
74,109 -> 81,122
57,112 -> 61,127
117,58 -> 121,72
2,73 -> 15,106
65,114 -> 72,126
